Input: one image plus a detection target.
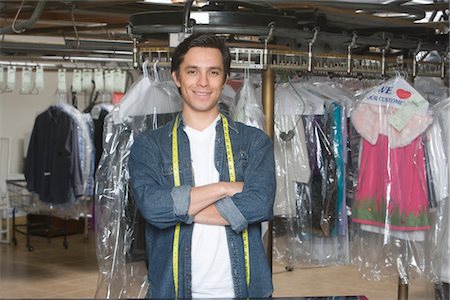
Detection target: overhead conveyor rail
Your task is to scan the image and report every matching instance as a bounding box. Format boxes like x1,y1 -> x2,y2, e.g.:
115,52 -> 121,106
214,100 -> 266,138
138,46 -> 448,79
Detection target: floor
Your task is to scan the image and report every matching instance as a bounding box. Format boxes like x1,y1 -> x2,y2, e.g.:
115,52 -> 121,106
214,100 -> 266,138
0,220 -> 437,299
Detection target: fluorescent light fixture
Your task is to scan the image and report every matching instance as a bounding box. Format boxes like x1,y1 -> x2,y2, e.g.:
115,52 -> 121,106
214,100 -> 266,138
143,0 -> 206,6
143,0 -> 183,4
373,12 -> 412,18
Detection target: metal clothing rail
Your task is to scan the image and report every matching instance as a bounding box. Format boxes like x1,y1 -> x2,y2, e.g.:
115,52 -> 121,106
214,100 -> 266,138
0,59 -> 133,71
139,46 -> 448,78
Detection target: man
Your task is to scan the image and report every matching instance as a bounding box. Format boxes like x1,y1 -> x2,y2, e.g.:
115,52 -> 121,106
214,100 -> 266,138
128,33 -> 275,298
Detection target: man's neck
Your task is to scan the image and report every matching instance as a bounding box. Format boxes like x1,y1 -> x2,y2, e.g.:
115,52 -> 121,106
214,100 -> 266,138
182,109 -> 220,131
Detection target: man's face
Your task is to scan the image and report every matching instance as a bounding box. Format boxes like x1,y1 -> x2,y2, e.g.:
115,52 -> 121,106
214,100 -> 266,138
172,47 -> 225,115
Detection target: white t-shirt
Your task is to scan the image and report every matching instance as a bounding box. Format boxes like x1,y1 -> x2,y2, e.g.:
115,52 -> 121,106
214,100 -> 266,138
184,116 -> 235,298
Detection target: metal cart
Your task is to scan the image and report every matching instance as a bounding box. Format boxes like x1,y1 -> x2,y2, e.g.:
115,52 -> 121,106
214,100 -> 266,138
7,179 -> 70,251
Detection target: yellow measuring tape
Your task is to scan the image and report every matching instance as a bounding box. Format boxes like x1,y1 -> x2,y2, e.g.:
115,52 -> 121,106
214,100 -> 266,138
172,116 -> 181,299
171,113 -> 250,298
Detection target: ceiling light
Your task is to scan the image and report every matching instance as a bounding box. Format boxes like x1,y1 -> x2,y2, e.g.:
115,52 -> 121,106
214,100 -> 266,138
143,0 -> 184,4
373,12 -> 412,18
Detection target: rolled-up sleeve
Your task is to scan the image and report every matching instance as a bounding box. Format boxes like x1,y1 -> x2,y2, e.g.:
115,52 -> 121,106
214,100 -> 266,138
171,185 -> 193,224
216,196 -> 248,232
129,131 -> 193,229
223,130 -> 276,234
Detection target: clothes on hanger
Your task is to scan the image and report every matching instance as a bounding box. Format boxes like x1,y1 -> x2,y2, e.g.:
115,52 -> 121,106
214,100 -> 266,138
233,71 -> 265,130
85,102 -> 114,170
95,62 -> 183,299
24,102 -> 94,218
431,97 -> 450,285
272,78 -> 351,267
350,76 -> 446,283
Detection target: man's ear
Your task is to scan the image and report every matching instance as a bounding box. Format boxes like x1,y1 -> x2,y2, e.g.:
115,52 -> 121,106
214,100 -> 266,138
223,74 -> 228,85
172,71 -> 181,87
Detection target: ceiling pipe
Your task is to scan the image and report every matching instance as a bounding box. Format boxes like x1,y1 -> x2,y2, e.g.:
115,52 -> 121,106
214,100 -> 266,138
131,23 -> 447,52
183,0 -> 195,33
0,0 -> 47,35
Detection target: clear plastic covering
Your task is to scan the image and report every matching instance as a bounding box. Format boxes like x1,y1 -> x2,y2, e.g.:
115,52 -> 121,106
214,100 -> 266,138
349,75 -> 448,284
431,97 -> 450,284
95,62 -> 182,298
94,66 -> 448,295
272,79 -> 351,268
233,70 -> 265,130
24,102 -> 95,219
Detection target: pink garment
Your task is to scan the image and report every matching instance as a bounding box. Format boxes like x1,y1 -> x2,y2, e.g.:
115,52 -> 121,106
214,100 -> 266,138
352,135 -> 431,231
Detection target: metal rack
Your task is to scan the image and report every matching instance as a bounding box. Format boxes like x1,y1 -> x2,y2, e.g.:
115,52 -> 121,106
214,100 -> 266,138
139,46 -> 448,78
6,179 -> 70,251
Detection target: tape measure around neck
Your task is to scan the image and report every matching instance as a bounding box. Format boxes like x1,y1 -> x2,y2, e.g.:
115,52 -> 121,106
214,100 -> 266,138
171,113 -> 250,298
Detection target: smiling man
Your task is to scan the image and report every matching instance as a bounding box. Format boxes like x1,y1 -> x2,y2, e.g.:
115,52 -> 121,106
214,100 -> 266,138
128,33 -> 276,298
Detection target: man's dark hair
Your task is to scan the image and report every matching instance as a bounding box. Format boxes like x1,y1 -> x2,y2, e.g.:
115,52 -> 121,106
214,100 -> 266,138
171,33 -> 231,80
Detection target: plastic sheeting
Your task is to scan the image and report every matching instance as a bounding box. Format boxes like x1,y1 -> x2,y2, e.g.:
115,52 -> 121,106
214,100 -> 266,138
95,63 -> 182,298
272,79 -> 351,268
23,102 -> 94,219
233,70 -> 265,130
432,97 -> 450,284
350,75 -> 448,284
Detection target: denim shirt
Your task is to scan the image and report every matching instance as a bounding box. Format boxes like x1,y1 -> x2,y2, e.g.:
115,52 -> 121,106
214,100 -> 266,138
129,113 -> 276,298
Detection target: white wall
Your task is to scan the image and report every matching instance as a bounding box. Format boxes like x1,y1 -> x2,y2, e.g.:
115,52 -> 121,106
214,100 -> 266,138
0,70 -> 78,175
0,66 -> 138,175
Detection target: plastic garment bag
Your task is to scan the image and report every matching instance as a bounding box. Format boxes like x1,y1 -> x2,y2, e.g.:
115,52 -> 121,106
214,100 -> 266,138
24,102 -> 94,219
350,75 -> 446,284
233,70 -> 265,130
95,61 -> 182,299
414,76 -> 449,105
432,97 -> 450,284
272,79 -> 351,268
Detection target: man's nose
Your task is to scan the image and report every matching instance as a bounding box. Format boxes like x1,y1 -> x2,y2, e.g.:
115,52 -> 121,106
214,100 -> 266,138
197,72 -> 209,86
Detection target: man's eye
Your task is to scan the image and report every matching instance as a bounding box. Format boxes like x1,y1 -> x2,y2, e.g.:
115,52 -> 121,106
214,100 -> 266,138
187,70 -> 196,75
210,70 -> 220,76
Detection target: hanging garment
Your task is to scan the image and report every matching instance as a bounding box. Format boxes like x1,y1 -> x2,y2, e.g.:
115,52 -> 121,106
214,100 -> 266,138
432,98 -> 450,284
274,114 -> 311,217
424,118 -> 449,206
233,72 -> 265,130
57,103 -> 95,197
25,105 -> 84,205
350,76 -> 442,283
272,79 -> 351,268
89,103 -> 113,170
351,103 -> 433,233
273,81 -> 316,218
95,63 -> 183,299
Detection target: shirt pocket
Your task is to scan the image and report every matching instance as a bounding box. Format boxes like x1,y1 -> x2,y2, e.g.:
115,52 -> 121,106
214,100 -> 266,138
162,162 -> 174,176
161,161 -> 191,184
234,148 -> 248,180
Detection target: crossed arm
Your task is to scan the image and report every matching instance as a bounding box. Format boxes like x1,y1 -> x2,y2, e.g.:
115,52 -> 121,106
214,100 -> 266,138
129,127 -> 275,232
189,182 -> 244,225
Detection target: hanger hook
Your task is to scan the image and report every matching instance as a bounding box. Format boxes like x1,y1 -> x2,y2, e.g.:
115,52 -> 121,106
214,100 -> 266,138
347,32 -> 358,74
70,5 -> 80,48
142,59 -> 149,78
11,1 -> 26,34
308,28 -> 319,72
349,32 -> 358,49
381,38 -> 391,77
153,60 -> 160,82
263,22 -> 276,68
